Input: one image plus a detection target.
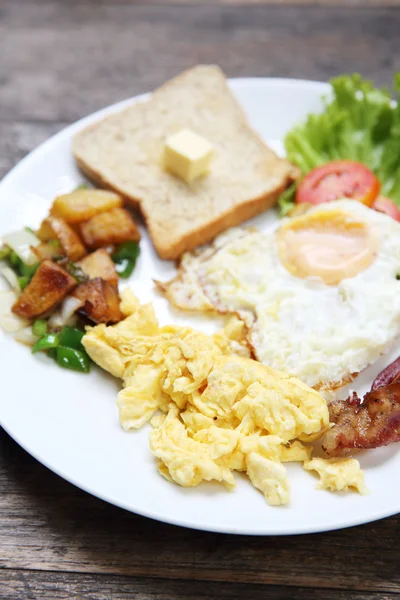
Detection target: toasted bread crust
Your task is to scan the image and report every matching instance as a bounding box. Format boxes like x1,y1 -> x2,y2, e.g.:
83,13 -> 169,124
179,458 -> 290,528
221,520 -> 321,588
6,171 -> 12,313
73,65 -> 297,260
75,155 -> 292,259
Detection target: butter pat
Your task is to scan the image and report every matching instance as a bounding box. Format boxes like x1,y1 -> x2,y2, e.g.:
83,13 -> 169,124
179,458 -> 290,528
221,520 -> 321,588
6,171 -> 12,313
164,129 -> 214,183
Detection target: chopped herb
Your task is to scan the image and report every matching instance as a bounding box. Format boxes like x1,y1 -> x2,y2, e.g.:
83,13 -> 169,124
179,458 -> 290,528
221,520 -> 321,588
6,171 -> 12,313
32,319 -> 48,337
64,261 -> 88,283
48,239 -> 62,249
277,184 -> 297,217
0,246 -> 11,260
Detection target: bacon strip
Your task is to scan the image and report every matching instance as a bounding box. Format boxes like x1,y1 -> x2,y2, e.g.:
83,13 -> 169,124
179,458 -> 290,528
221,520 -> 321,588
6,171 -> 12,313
322,383 -> 400,457
371,355 -> 400,390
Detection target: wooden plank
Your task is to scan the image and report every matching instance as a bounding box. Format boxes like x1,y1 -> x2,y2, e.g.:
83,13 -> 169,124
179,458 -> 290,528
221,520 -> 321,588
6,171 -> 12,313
1,430 -> 400,592
8,0 -> 400,6
0,4 -> 399,123
2,569 -> 399,600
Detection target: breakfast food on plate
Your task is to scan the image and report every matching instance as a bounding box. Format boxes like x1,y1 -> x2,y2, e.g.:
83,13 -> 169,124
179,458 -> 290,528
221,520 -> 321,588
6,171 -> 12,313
303,458 -> 367,494
280,73 -> 400,217
78,207 -> 140,250
323,385 -> 400,457
3,66 -> 400,511
77,249 -> 119,287
283,159 -> 400,224
72,65 -> 297,260
373,196 -> 400,222
322,354 -> 400,457
50,189 -> 123,223
12,260 -> 77,319
371,355 -> 400,390
163,128 -> 214,183
82,290 -> 369,505
284,158 -> 400,224
295,161 -> 381,208
0,188 -> 141,372
159,199 -> 400,395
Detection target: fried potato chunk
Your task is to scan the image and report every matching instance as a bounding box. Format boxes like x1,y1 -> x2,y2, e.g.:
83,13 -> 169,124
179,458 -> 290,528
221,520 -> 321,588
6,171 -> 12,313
79,208 -> 140,250
12,260 -> 77,319
77,249 -> 118,287
72,278 -> 122,324
51,189 -> 123,224
37,216 -> 86,261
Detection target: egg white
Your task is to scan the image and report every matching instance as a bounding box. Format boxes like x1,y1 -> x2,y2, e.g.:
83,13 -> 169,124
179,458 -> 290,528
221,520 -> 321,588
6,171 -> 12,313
175,200 -> 400,394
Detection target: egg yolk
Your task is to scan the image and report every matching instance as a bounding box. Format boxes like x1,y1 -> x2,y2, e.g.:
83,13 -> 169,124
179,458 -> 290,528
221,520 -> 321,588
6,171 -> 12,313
278,210 -> 377,285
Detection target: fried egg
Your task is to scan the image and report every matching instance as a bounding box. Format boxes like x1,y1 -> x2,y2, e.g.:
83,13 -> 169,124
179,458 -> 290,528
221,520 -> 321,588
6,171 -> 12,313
160,200 -> 400,393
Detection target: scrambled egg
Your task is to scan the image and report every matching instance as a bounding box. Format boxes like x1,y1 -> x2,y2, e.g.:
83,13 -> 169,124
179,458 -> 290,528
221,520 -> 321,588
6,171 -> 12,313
83,290 -> 366,506
304,458 -> 368,495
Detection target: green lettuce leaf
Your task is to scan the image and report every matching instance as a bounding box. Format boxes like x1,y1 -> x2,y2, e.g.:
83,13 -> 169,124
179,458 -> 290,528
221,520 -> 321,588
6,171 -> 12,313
277,183 -> 297,216
279,73 -> 400,216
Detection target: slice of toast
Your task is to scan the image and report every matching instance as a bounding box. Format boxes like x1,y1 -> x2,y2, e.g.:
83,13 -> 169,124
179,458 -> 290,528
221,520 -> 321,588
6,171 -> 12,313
73,65 -> 297,260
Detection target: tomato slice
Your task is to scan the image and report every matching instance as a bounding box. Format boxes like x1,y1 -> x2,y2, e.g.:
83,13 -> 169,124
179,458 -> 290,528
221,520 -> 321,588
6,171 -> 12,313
296,160 -> 381,207
373,196 -> 400,222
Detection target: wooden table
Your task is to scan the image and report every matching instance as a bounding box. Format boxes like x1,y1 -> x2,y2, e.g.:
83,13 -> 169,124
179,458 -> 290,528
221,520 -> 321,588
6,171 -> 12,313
1,1 -> 400,598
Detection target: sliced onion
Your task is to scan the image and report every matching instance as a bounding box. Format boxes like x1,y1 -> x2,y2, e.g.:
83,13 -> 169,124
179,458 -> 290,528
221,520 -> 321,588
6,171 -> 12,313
48,312 -> 64,330
48,296 -> 83,329
2,229 -> 39,265
61,296 -> 83,321
14,326 -> 38,346
0,290 -> 28,332
0,266 -> 20,292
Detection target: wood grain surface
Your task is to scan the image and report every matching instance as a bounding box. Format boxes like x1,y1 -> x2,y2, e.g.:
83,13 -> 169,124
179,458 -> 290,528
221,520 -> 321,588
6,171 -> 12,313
4,570 -> 400,600
1,2 -> 400,599
14,0 -> 400,5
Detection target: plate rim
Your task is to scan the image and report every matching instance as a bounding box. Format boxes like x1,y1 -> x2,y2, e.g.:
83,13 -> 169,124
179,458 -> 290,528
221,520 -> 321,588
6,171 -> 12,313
2,76 -> 396,536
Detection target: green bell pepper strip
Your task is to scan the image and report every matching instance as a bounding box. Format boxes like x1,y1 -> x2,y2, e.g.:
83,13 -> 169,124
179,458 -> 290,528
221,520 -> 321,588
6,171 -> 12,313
18,276 -> 30,290
113,257 -> 136,278
112,241 -> 140,262
32,319 -> 48,337
55,346 -> 91,373
59,326 -> 85,350
6,248 -> 38,283
32,333 -> 60,354
8,250 -> 20,267
112,241 -> 140,279
19,261 -> 39,279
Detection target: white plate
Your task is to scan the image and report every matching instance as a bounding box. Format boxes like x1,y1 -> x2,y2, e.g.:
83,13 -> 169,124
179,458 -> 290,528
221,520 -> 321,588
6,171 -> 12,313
1,78 -> 399,536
